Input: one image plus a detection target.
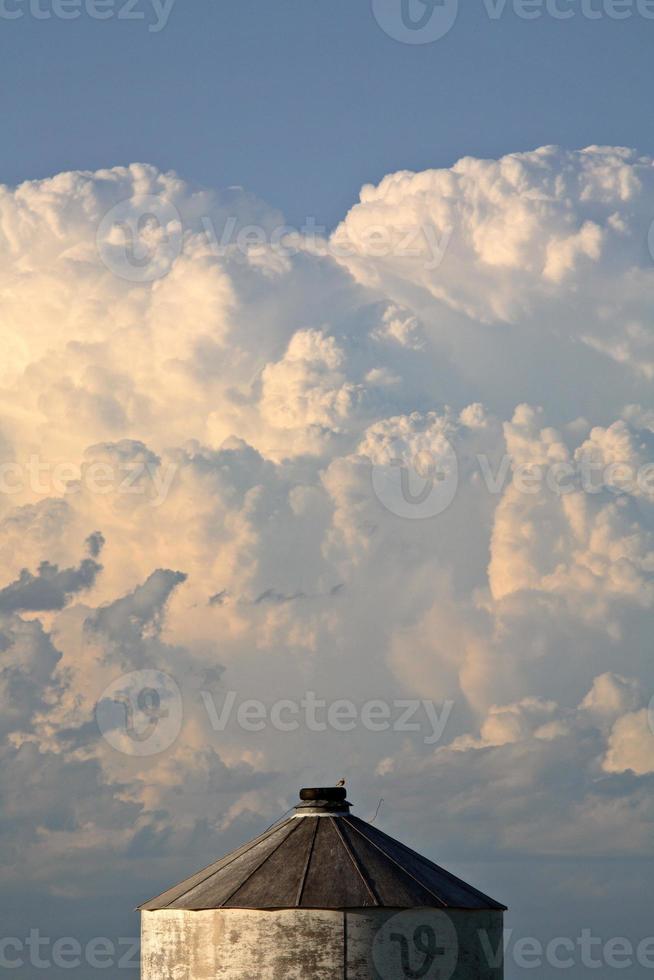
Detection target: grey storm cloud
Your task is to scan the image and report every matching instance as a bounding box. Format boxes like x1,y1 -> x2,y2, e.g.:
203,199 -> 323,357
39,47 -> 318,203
86,568 -> 188,645
0,533 -> 104,613
86,531 -> 106,559
209,584 -> 344,606
253,584 -> 345,604
0,615 -> 63,736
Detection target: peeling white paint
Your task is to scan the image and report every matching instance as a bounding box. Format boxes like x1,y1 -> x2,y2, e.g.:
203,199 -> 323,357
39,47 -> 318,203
141,908 -> 504,979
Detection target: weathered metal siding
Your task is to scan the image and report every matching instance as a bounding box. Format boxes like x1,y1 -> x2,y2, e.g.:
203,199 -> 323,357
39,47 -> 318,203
142,908 -> 504,979
142,909 -> 344,980
346,908 -> 504,979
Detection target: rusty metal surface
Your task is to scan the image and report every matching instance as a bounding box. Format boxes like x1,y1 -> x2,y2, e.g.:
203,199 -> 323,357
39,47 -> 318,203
139,791 -> 506,912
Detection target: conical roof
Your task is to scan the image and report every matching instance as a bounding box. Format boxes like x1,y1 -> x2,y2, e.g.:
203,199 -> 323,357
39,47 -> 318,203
139,787 -> 506,912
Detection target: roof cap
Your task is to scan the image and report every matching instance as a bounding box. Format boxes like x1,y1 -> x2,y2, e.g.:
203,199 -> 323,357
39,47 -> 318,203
296,786 -> 350,814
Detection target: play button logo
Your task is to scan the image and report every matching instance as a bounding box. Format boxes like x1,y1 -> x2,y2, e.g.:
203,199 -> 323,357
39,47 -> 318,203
372,0 -> 459,43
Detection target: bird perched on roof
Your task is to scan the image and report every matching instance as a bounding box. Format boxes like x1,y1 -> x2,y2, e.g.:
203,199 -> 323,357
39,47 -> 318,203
335,778 -> 346,787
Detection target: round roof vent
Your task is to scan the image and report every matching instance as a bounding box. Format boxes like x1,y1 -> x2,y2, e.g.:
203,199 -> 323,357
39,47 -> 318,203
299,786 -> 347,802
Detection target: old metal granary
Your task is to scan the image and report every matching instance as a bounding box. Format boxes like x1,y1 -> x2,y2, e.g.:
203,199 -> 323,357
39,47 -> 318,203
140,786 -> 506,979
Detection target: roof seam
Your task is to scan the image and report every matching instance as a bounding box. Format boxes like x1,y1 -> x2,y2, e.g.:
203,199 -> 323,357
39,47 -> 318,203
221,817 -> 305,908
155,819 -> 297,909
349,817 -> 505,910
342,817 -> 448,909
295,817 -> 319,907
139,807 -> 506,913
330,817 -> 380,906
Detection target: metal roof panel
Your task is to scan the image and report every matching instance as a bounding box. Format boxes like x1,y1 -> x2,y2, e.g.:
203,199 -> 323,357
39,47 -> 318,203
138,787 -> 507,912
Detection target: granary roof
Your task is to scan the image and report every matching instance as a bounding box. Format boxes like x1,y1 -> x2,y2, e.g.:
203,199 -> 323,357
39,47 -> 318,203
139,787 -> 506,911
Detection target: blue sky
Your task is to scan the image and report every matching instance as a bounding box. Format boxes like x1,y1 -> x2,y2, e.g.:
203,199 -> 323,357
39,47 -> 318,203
2,0 -> 653,224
